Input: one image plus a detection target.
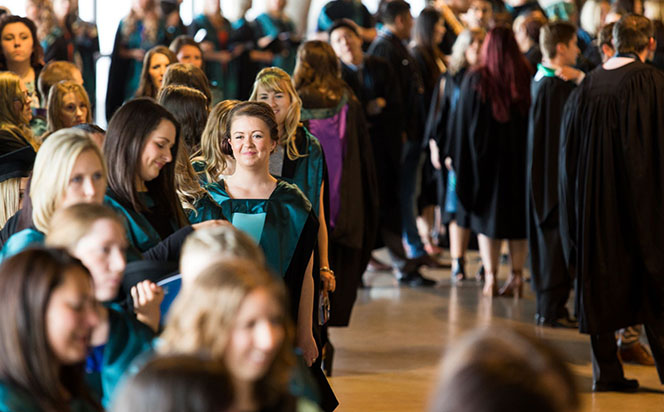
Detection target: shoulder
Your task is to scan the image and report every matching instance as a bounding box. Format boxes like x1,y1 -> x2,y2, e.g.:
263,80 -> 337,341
274,180 -> 312,212
0,381 -> 40,411
0,229 -> 44,261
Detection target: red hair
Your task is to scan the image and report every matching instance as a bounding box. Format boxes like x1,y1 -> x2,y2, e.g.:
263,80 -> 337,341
475,26 -> 532,123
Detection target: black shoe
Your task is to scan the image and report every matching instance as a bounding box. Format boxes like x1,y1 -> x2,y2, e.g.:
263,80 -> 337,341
396,270 -> 436,287
537,315 -> 578,329
592,378 -> 639,393
451,257 -> 466,282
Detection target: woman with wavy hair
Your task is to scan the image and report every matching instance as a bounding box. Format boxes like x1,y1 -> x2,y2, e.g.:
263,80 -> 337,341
450,26 -> 531,297
160,259 -> 317,412
26,0 -> 73,63
0,248 -> 101,411
134,45 -> 177,99
46,80 -> 92,133
293,41 -> 378,328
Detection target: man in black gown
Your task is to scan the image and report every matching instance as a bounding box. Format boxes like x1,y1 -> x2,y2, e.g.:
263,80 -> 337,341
527,21 -> 583,328
559,14 -> 664,392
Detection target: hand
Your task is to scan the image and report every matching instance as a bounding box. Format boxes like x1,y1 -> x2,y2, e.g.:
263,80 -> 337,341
296,331 -> 319,367
366,97 -> 386,116
217,50 -> 233,64
131,280 -> 164,332
192,219 -> 230,231
257,35 -> 275,49
130,48 -> 145,62
429,139 -> 442,170
444,156 -> 453,171
320,271 -> 336,293
556,66 -> 585,84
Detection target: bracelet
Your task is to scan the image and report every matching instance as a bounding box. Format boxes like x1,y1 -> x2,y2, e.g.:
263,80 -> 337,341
320,267 -> 335,275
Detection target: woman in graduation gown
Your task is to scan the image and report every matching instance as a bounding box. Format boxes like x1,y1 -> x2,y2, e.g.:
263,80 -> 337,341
106,0 -> 166,120
103,98 -> 202,261
47,204 -> 158,408
0,248 -> 102,412
451,26 -> 531,297
205,101 -> 319,368
0,129 -> 107,261
293,41 -> 378,327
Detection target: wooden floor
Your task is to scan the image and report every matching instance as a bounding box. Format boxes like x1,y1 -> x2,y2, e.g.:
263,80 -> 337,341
327,251 -> 664,412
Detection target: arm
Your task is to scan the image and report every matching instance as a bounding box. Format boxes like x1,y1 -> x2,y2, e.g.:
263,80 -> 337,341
296,253 -> 318,366
317,182 -> 335,293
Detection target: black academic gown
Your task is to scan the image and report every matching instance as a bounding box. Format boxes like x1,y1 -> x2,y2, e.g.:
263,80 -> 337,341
452,71 -> 529,239
559,61 -> 664,345
341,56 -> 403,239
527,72 -> 576,319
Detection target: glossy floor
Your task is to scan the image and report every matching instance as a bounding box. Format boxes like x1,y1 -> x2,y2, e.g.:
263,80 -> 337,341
327,251 -> 664,412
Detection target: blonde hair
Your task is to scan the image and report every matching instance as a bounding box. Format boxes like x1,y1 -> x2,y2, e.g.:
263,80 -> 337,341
30,129 -> 107,233
46,80 -> 92,133
46,203 -> 125,250
193,100 -> 240,183
449,28 -> 486,75
0,72 -> 37,150
159,259 -> 294,409
174,139 -> 208,214
250,67 -> 304,160
0,178 -> 21,228
580,0 -> 609,37
180,225 -> 265,268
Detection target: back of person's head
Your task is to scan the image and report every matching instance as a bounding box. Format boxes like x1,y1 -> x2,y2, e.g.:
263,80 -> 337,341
157,84 -> 209,152
599,22 -> 616,59
293,40 -> 345,105
31,128 -> 105,233
160,259 -> 294,409
112,355 -> 233,412
0,146 -> 34,227
414,7 -> 443,49
380,0 -> 411,25
104,98 -> 186,227
46,80 -> 92,132
180,225 -> 265,282
46,203 -> 124,251
613,13 -> 654,53
162,63 -> 213,107
429,327 -> 579,412
0,248 -> 100,411
540,21 -> 577,60
478,25 -> 532,122
196,99 -> 240,181
72,123 -> 106,147
38,60 -> 82,105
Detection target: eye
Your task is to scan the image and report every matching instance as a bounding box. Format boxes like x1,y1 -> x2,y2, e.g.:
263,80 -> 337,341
258,94 -> 268,101
93,172 -> 103,181
275,93 -> 284,99
70,174 -> 83,184
65,104 -> 75,111
252,132 -> 263,139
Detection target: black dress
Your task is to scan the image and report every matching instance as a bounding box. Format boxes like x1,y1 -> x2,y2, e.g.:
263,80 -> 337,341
526,71 -> 576,320
452,70 -> 528,239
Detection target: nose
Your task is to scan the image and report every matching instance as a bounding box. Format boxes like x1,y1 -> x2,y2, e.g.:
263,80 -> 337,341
83,177 -> 97,199
255,321 -> 278,351
163,148 -> 172,163
110,247 -> 126,273
75,106 -> 84,119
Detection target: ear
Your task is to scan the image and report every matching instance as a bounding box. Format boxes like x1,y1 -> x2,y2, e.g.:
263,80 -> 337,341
555,42 -> 566,56
601,43 -> 615,60
649,36 -> 657,52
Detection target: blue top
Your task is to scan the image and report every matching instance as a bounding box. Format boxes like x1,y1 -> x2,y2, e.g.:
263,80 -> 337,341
0,228 -> 45,263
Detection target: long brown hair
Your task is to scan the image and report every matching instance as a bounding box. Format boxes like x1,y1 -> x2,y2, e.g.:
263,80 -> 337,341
0,71 -> 36,149
293,40 -> 347,107
135,46 -> 177,99
159,259 -> 296,411
103,98 -> 188,227
0,248 -> 102,412
162,63 -> 213,107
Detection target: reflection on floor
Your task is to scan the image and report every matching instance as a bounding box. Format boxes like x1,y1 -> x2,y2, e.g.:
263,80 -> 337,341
328,251 -> 664,412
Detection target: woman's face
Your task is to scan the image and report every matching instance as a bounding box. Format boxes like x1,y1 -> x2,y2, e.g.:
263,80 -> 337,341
224,289 -> 285,383
176,45 -> 203,69
465,37 -> 483,67
229,115 -> 277,169
433,17 -> 446,45
255,85 -> 291,130
46,267 -> 99,365
148,53 -> 171,90
1,22 -> 34,65
138,119 -> 176,182
60,92 -> 88,128
72,219 -> 127,302
60,149 -> 106,209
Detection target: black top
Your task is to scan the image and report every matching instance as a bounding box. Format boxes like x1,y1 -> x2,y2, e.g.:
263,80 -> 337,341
559,60 -> 664,333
